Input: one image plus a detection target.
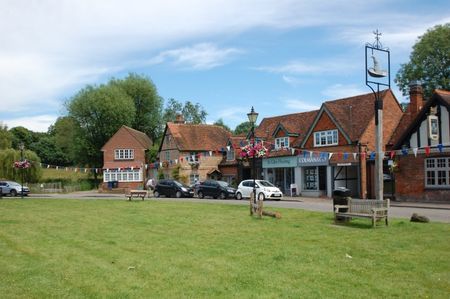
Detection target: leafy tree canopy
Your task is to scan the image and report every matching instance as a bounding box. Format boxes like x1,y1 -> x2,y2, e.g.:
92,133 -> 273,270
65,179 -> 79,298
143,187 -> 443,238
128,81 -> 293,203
395,23 -> 450,99
0,123 -> 12,149
234,121 -> 255,136
0,148 -> 42,183
213,118 -> 231,132
163,98 -> 207,124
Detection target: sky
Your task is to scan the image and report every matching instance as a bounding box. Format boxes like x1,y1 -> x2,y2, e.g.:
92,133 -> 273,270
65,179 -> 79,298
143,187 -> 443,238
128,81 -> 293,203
1,0 -> 449,132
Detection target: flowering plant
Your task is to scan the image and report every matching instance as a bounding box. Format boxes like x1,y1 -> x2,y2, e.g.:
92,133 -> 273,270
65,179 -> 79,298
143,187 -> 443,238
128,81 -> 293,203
14,160 -> 31,169
240,143 -> 268,159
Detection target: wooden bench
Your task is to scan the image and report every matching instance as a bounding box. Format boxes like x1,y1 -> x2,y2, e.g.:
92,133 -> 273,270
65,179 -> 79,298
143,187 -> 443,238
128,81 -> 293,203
126,190 -> 148,201
334,198 -> 389,227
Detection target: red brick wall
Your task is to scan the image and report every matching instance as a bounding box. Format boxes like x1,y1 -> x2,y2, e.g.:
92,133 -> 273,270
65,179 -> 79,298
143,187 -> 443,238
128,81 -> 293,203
395,154 -> 450,201
303,112 -> 348,148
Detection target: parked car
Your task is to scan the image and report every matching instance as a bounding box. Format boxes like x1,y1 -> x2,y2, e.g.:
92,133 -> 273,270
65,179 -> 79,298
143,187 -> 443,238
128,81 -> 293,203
197,180 -> 236,199
0,181 -> 30,197
153,179 -> 194,198
236,179 -> 283,201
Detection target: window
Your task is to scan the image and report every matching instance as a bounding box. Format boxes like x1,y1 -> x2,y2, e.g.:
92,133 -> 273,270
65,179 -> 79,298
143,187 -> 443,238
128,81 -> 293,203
114,149 -> 134,160
165,151 -> 170,161
103,169 -> 142,182
425,157 -> 450,188
304,167 -> 318,190
314,130 -> 338,147
190,174 -> 199,185
190,152 -> 199,163
275,137 -> 289,149
226,148 -> 235,161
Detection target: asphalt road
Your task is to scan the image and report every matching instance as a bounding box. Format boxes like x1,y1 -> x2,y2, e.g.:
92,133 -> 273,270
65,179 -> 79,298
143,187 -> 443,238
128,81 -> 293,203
24,192 -> 450,223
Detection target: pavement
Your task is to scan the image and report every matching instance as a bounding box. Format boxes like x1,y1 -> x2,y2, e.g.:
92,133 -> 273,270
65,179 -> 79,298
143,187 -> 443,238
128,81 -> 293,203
8,191 -> 450,223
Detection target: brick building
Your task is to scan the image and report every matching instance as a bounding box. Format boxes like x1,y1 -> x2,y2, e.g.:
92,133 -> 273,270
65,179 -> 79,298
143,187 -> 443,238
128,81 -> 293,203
390,86 -> 450,202
101,126 -> 152,190
158,116 -> 231,184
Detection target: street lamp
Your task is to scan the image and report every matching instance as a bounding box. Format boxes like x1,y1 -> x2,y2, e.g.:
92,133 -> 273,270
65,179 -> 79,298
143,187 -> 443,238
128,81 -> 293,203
19,142 -> 25,198
247,106 -> 259,211
365,30 -> 390,200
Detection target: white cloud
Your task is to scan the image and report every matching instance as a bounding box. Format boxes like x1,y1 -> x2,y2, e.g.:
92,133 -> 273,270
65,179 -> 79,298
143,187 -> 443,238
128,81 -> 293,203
3,114 -> 58,132
321,84 -> 367,99
283,99 -> 320,111
256,59 -> 358,75
150,43 -> 242,70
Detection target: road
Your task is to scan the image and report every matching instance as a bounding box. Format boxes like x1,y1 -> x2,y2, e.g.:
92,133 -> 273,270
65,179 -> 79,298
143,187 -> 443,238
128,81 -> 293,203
25,191 -> 450,223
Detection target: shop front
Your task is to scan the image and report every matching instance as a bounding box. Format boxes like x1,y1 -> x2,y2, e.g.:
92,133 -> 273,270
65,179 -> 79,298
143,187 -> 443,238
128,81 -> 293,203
262,156 -> 298,195
297,155 -> 331,197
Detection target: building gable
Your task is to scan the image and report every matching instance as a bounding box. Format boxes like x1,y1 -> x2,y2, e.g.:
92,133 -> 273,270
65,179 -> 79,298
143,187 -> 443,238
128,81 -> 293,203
101,126 -> 151,151
301,106 -> 351,148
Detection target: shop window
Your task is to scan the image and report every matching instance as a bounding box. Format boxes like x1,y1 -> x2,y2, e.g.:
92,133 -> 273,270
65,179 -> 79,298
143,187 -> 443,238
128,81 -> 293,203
314,130 -> 338,147
103,169 -> 142,182
304,167 -> 318,190
425,157 -> 450,188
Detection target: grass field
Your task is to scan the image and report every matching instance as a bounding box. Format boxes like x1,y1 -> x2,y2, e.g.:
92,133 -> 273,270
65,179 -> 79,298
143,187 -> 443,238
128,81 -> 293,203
0,199 -> 449,298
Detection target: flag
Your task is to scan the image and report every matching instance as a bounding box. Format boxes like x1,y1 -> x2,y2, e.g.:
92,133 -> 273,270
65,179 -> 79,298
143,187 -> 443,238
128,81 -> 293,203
401,148 -> 408,156
343,152 -> 348,160
438,144 -> 443,153
413,148 -> 418,157
353,153 -> 357,160
390,151 -> 395,159
370,152 -> 375,160
425,146 -> 430,156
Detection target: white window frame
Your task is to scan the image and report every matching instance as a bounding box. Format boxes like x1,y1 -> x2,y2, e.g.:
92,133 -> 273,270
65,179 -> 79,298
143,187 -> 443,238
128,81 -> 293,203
190,174 -> 199,185
314,130 -> 338,147
425,157 -> 450,188
190,152 -> 199,163
103,169 -> 142,182
114,149 -> 135,160
226,148 -> 235,161
275,137 -> 289,149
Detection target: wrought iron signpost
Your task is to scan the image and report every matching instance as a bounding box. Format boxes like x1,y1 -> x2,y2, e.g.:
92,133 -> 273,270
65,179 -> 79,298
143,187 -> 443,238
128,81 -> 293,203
365,30 -> 390,200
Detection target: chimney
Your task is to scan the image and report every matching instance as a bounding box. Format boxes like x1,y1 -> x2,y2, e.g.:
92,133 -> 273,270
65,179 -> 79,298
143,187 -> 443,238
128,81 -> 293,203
409,80 -> 423,116
174,114 -> 185,124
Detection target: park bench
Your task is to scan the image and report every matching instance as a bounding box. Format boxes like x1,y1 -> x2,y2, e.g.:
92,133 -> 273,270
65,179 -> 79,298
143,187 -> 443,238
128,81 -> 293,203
334,198 -> 389,227
126,190 -> 148,201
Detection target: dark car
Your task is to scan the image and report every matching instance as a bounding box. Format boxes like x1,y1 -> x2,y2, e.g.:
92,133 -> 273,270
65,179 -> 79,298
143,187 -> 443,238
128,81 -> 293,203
197,180 -> 236,199
153,179 -> 194,198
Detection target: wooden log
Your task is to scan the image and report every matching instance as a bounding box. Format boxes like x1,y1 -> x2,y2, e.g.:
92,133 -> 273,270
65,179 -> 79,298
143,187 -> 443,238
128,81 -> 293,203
262,210 -> 282,219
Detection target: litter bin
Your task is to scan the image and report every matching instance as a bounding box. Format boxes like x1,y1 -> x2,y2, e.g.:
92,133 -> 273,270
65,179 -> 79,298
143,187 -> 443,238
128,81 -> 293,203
107,181 -> 113,190
333,187 -> 351,221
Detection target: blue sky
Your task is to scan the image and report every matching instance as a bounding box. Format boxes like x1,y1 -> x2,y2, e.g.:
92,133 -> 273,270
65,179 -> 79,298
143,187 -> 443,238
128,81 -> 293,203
1,0 -> 449,132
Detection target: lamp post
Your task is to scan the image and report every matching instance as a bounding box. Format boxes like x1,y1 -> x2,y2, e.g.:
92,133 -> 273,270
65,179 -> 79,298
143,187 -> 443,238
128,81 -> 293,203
247,106 -> 258,212
19,142 -> 25,198
365,30 -> 390,200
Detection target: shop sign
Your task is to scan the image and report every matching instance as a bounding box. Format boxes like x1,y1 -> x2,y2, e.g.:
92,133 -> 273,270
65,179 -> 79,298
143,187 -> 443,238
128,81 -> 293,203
263,156 -> 297,168
298,156 -> 328,166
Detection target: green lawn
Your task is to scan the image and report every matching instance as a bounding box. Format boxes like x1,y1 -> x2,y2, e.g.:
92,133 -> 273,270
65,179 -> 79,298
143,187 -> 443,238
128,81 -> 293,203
0,199 -> 449,298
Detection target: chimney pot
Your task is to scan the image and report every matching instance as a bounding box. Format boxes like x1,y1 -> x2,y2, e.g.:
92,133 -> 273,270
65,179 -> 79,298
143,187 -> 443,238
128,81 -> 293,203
409,81 -> 423,116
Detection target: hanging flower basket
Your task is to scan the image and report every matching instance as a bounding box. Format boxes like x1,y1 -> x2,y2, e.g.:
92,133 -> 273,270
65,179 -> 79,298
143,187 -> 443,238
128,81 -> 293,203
14,160 -> 31,169
240,143 -> 268,160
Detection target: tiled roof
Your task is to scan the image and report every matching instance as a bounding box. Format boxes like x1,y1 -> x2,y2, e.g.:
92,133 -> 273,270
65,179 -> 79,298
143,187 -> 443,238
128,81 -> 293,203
123,126 -> 152,149
390,89 -> 450,149
322,91 -> 384,141
254,110 -> 319,147
167,123 -> 232,151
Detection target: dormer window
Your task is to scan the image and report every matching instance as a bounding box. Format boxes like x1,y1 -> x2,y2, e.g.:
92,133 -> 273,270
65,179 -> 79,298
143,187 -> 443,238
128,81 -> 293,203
275,137 -> 289,149
314,130 -> 338,147
114,149 -> 134,160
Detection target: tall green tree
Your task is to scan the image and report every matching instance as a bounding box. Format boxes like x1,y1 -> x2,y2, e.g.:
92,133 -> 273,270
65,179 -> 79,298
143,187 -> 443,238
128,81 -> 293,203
163,98 -> 207,124
213,118 -> 231,132
67,84 -> 136,168
49,116 -> 77,164
234,121 -> 254,136
110,73 -> 163,140
9,126 -> 36,149
395,23 -> 450,99
0,123 -> 12,149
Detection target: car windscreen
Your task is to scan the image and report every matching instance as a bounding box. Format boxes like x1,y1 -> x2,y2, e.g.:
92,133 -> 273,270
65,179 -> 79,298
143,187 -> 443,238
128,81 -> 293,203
174,181 -> 189,188
258,180 -> 275,187
217,181 -> 229,187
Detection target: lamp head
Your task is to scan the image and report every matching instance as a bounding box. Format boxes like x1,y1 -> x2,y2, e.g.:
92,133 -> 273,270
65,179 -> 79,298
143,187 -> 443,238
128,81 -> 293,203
247,106 -> 258,124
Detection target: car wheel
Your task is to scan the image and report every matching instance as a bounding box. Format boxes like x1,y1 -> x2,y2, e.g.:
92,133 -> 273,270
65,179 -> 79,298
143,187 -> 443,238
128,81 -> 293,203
219,192 -> 226,199
198,191 -> 204,199
258,193 -> 265,201
154,190 -> 160,198
10,189 -> 17,197
175,191 -> 182,198
236,192 -> 243,200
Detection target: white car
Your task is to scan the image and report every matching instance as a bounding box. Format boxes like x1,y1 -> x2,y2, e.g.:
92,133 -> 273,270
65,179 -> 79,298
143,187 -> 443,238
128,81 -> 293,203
236,179 -> 283,201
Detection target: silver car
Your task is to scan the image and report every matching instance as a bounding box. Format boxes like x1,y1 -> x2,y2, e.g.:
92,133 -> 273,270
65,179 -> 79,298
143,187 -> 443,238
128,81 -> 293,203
0,181 -> 30,196
235,179 -> 283,201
